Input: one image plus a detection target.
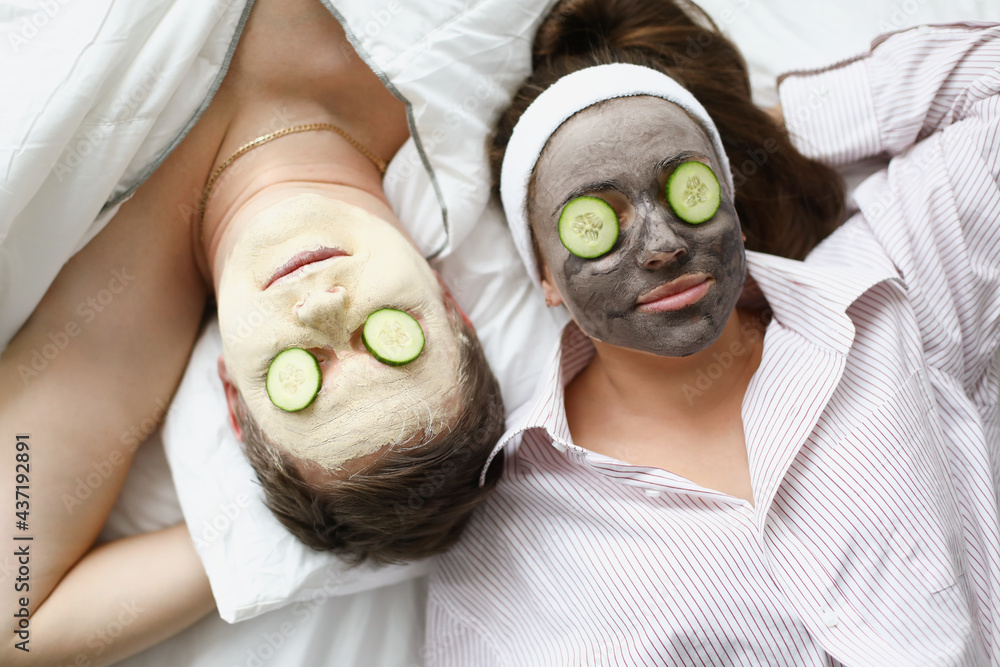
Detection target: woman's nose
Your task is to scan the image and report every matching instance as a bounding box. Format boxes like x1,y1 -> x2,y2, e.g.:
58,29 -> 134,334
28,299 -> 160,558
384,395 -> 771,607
294,287 -> 350,332
638,245 -> 686,270
634,207 -> 688,270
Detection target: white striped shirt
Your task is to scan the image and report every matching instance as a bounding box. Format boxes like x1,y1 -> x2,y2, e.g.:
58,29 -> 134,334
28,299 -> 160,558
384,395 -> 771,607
427,24 -> 1000,666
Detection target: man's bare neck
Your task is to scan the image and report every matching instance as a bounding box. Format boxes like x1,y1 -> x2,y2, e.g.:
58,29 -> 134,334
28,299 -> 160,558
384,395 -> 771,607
220,0 -> 408,156
193,0 -> 409,286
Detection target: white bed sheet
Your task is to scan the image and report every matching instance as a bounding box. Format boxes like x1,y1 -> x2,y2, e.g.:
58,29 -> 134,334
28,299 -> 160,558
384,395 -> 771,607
104,1 -> 1000,665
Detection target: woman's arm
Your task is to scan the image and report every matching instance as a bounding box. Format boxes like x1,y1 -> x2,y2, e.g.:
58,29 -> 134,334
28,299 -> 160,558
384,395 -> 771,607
4,525 -> 213,666
777,23 -> 1000,165
778,23 -> 1000,390
0,123 -> 215,663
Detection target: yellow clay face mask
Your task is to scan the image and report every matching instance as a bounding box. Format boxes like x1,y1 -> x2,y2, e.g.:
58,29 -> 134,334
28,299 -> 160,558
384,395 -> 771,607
217,192 -> 461,469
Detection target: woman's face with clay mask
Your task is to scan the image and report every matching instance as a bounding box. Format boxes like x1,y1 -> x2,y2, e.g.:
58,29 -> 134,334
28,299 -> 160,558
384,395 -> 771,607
530,95 -> 745,357
217,192 -> 461,470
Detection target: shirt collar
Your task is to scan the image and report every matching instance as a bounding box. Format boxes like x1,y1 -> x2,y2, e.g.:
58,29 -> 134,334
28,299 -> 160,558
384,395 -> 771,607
478,229 -> 902,485
745,221 -> 903,355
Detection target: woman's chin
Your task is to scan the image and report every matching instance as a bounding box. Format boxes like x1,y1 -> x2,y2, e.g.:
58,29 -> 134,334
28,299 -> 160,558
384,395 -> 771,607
588,318 -> 727,358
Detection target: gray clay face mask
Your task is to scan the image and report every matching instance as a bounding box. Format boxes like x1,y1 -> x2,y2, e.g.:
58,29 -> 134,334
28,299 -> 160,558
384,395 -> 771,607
530,96 -> 745,357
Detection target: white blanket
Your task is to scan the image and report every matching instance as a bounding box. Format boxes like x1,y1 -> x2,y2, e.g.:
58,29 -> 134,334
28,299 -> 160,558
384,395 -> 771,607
0,0 -> 250,350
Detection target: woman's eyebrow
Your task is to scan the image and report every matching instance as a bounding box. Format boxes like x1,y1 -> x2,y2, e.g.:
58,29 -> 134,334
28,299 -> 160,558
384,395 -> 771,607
552,179 -> 622,217
655,150 -> 709,173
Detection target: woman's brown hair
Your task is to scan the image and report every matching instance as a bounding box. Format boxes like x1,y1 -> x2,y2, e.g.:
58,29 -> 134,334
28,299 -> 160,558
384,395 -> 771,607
491,0 -> 845,263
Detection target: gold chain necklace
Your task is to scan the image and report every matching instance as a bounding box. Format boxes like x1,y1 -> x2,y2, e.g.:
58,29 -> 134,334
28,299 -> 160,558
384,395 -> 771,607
196,122 -> 388,241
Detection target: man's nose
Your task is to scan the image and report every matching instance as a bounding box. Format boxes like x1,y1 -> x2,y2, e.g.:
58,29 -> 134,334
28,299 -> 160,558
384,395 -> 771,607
633,205 -> 688,270
294,287 -> 350,332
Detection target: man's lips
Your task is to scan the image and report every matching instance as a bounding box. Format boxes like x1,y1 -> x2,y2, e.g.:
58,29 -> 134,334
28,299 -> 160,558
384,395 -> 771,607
266,247 -> 349,289
635,273 -> 714,312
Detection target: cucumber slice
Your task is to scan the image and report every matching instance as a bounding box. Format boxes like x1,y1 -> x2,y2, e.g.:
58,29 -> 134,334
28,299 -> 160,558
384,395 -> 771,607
666,161 -> 721,224
362,309 -> 425,366
266,348 -> 321,412
557,196 -> 619,258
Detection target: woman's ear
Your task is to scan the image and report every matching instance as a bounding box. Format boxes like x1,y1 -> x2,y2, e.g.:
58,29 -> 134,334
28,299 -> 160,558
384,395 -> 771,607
217,355 -> 244,442
540,264 -> 563,308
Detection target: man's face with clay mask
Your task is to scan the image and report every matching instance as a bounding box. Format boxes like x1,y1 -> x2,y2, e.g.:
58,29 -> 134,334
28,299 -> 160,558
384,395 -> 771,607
530,95 -> 745,357
217,192 -> 461,470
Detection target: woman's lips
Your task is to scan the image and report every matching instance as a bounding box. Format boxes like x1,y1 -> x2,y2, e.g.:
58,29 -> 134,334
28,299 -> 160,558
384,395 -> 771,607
266,247 -> 349,289
636,273 -> 714,312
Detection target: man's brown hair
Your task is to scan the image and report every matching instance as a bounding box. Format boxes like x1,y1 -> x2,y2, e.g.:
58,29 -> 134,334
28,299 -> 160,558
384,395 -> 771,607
491,0 -> 846,267
234,297 -> 505,565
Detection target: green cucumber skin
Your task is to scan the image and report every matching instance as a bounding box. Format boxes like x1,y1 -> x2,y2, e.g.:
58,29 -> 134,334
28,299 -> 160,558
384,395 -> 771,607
362,309 -> 425,366
557,196 -> 620,259
266,348 -> 322,412
666,161 -> 721,224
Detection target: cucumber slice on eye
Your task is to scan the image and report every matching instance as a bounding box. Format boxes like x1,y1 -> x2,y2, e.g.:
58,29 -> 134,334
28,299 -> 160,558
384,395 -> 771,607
362,309 -> 425,366
266,348 -> 322,412
666,161 -> 721,224
557,196 -> 620,258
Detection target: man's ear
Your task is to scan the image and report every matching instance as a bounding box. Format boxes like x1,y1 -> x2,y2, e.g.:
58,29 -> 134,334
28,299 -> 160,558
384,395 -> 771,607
435,271 -> 475,331
540,264 -> 563,308
218,355 -> 244,442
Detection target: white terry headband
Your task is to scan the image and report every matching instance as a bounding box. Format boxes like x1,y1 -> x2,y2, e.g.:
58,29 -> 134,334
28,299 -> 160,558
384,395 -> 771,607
499,63 -> 734,289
